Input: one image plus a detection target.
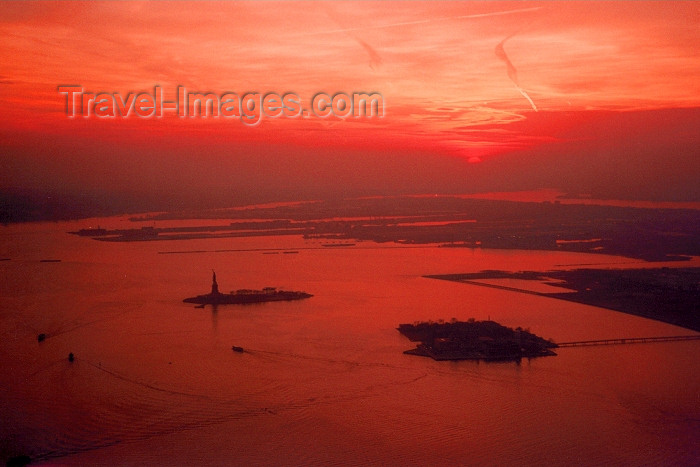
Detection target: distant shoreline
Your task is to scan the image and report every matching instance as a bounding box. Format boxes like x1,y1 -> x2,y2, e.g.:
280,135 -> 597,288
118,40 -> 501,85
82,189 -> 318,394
426,268 -> 700,332
62,196 -> 700,263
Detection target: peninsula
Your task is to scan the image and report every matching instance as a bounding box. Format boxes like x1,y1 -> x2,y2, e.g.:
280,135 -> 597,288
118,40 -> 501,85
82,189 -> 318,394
183,271 -> 312,305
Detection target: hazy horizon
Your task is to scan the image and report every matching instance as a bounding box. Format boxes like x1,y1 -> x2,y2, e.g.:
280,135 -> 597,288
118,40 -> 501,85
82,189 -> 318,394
1,1 -> 699,222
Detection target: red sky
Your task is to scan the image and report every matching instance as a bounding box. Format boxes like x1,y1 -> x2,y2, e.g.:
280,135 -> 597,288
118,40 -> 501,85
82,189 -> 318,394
1,1 -> 699,215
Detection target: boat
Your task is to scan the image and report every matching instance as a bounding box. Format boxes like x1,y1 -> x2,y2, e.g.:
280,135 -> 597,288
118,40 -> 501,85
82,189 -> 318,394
232,346 -> 244,353
183,271 -> 312,305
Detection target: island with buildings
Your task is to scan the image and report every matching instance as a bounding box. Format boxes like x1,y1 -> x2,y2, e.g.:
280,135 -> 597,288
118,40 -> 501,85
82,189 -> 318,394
398,319 -> 558,362
183,271 -> 312,305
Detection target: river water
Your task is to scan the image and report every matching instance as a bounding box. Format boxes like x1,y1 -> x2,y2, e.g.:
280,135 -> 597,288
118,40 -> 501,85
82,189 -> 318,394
0,217 -> 698,466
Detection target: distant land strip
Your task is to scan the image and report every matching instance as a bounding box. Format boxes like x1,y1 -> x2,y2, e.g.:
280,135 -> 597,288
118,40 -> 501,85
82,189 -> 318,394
157,245 -> 434,254
68,197 -> 700,262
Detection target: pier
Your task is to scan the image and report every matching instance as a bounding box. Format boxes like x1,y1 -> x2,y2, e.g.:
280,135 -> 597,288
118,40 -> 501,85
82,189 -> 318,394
557,335 -> 700,347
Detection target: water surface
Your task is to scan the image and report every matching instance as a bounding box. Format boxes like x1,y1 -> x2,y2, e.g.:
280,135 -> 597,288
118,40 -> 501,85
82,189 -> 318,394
0,218 -> 697,466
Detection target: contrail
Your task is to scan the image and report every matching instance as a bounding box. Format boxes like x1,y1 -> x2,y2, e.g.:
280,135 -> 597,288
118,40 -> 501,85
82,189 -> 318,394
323,6 -> 383,70
495,35 -> 538,111
298,6 -> 542,37
355,37 -> 383,70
